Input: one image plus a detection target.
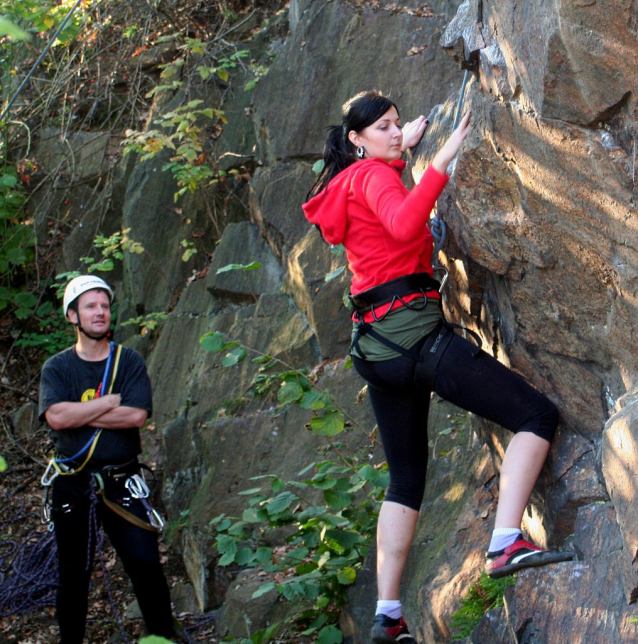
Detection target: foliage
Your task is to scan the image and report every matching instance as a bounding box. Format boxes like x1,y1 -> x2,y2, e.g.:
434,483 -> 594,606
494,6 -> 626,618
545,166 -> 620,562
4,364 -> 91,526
199,262 -> 382,641
121,312 -> 168,337
122,35 -> 252,201
220,623 -> 281,644
0,455 -> 6,471
0,166 -> 35,316
15,306 -> 75,356
209,455 -> 387,635
450,572 -> 516,640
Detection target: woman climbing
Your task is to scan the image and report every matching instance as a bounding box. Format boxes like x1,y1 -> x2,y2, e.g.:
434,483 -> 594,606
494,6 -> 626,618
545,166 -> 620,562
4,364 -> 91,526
302,91 -> 572,644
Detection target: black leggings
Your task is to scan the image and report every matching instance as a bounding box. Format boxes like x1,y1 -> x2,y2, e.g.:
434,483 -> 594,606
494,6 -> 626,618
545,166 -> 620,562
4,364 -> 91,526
353,331 -> 558,511
51,472 -> 174,644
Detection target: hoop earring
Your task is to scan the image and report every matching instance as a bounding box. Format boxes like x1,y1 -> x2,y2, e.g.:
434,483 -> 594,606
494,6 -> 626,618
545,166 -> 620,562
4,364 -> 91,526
356,146 -> 365,159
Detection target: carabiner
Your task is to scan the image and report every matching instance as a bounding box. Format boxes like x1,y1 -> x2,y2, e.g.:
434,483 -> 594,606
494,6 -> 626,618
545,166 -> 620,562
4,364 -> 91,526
125,474 -> 150,499
41,460 -> 58,487
148,508 -> 165,531
434,267 -> 449,293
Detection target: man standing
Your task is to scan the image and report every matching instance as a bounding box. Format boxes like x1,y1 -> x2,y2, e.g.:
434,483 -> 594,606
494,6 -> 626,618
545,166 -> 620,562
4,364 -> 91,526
39,275 -> 175,644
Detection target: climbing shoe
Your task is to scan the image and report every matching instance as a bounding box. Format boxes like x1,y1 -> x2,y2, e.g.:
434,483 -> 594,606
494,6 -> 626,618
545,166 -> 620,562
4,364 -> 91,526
485,537 -> 574,579
371,614 -> 417,644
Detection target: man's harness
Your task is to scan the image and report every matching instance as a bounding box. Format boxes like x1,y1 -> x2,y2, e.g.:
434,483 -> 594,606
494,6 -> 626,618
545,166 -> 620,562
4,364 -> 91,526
41,343 -> 164,532
350,273 -> 482,389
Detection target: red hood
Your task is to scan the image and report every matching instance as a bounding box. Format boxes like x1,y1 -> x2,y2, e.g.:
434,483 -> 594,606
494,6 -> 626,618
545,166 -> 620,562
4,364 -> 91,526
302,159 -> 406,245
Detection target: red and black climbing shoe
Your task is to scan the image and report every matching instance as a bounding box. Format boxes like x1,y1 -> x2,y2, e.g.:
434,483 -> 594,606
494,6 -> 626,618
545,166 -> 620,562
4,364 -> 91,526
371,614 -> 416,644
485,537 -> 574,579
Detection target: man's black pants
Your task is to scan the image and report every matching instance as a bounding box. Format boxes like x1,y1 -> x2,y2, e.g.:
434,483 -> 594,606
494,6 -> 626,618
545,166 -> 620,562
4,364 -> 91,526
51,470 -> 174,644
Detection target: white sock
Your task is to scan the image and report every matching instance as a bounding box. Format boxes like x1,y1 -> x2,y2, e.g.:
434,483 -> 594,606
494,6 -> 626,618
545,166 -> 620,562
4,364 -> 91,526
488,527 -> 521,553
376,599 -> 402,619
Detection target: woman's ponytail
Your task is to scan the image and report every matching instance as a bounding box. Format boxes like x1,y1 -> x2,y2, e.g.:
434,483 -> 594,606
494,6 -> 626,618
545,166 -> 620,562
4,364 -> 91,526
307,124 -> 356,199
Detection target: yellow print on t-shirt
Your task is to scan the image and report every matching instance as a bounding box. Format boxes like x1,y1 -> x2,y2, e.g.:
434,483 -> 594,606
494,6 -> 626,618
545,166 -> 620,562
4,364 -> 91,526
81,389 -> 96,402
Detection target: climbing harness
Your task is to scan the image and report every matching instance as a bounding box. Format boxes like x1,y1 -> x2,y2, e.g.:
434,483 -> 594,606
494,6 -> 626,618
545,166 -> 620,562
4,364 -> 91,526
91,470 -> 164,533
350,272 -> 482,385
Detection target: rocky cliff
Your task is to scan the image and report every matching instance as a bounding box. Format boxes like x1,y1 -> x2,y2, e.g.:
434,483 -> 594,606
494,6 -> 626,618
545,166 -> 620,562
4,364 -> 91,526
51,0 -> 638,641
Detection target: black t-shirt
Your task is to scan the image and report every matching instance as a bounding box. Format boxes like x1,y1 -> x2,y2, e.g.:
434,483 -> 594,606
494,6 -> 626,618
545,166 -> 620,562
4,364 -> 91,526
39,344 -> 153,464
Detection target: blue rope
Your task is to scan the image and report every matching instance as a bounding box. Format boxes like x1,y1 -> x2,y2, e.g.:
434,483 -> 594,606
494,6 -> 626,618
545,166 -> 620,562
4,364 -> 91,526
56,342 -> 115,464
430,217 -> 447,269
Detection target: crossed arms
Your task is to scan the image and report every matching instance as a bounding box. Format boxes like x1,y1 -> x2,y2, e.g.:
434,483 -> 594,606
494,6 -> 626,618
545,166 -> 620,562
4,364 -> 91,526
45,394 -> 147,431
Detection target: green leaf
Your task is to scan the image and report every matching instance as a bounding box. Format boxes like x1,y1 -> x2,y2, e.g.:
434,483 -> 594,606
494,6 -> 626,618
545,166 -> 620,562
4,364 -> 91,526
317,625 -> 343,644
255,547 -> 272,564
235,547 -> 255,566
228,521 -> 247,535
296,561 -> 318,575
14,308 -> 33,320
0,455 -> 6,472
325,265 -> 346,283
285,547 -> 309,564
267,491 -> 297,515
297,390 -> 329,410
218,68 -> 229,82
0,17 -> 29,41
217,518 -> 232,532
278,381 -> 304,405
13,292 -> 37,309
312,159 -> 325,175
343,356 -> 353,369
358,465 -> 389,489
36,302 -> 54,317
222,346 -> 247,367
139,636 -> 174,644
244,78 -> 259,91
218,552 -> 236,565
254,623 -> 280,644
301,614 -> 329,635
217,534 -> 238,556
243,507 -> 269,523
238,487 -> 262,496
310,410 -> 345,436
90,259 -> 115,272
323,490 -> 354,511
337,566 -> 357,585
309,477 -> 337,490
252,582 -> 277,599
324,529 -> 363,552
200,332 -> 225,352
216,261 -> 261,274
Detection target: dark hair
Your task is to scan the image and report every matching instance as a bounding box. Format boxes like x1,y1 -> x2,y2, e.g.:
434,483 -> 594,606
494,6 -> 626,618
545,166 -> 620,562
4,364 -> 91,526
307,91 -> 399,199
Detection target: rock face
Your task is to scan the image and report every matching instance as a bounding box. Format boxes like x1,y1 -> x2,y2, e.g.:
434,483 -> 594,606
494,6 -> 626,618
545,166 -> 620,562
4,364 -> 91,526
56,0 -> 638,639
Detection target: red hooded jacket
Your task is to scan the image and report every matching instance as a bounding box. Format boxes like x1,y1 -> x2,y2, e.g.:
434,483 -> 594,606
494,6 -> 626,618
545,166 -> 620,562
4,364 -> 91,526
303,158 -> 448,314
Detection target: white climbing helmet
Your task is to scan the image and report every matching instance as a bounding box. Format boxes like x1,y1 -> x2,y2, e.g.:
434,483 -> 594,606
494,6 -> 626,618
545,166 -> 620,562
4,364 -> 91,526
63,275 -> 114,317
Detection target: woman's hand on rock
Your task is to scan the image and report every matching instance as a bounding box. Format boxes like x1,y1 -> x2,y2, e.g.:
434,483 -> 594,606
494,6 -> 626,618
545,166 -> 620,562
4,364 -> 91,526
401,115 -> 429,151
432,111 -> 472,175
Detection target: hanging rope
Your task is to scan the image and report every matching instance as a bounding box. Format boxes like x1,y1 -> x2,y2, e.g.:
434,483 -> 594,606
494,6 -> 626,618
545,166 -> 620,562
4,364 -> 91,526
431,69 -> 471,275
0,0 -> 85,124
